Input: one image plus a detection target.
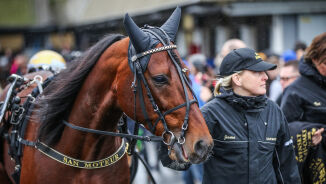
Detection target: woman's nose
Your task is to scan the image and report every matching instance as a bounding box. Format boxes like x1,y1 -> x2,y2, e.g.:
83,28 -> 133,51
262,72 -> 268,80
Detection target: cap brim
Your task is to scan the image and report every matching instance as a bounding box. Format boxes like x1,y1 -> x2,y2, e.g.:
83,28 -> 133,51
246,61 -> 276,72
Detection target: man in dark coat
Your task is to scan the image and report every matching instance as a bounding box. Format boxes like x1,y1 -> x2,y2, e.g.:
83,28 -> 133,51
281,32 -> 326,183
281,58 -> 326,124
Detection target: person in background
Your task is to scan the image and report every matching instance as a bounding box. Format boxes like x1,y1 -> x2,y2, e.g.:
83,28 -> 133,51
0,48 -> 13,89
188,54 -> 212,104
27,50 -> 66,74
279,60 -> 300,90
294,41 -> 307,61
281,32 -> 326,125
276,60 -> 300,105
281,50 -> 297,63
182,54 -> 212,184
264,53 -> 283,101
10,54 -> 28,75
281,32 -> 326,183
201,48 -> 301,184
214,39 -> 247,75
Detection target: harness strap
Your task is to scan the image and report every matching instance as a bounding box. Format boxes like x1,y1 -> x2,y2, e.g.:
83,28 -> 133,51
63,120 -> 163,142
135,75 -> 153,131
152,99 -> 197,130
18,136 -> 35,147
18,136 -> 129,169
35,139 -> 128,169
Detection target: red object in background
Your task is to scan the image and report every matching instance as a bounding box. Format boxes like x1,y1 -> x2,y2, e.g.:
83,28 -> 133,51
212,79 -> 217,88
10,59 -> 19,74
190,43 -> 201,54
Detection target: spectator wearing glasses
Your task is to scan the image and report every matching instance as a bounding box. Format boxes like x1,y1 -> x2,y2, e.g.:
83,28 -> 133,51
276,60 -> 300,105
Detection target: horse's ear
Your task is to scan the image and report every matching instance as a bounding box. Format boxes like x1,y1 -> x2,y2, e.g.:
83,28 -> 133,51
160,7 -> 181,42
123,13 -> 150,53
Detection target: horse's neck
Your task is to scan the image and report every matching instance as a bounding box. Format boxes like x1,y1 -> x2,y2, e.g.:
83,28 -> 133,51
58,54 -> 124,160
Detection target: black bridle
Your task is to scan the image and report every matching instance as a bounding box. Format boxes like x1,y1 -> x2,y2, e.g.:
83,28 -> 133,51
130,26 -> 198,148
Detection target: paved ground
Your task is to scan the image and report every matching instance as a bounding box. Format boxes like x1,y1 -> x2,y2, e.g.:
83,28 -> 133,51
133,142 -> 185,184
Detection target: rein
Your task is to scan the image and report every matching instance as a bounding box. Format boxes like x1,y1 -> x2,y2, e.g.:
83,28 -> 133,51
62,120 -> 162,142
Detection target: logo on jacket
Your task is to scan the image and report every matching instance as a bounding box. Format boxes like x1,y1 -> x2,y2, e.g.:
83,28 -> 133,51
266,137 -> 276,141
313,101 -> 321,106
224,135 -> 236,140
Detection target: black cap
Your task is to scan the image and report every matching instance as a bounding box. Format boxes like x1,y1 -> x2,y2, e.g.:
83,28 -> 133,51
219,48 -> 277,76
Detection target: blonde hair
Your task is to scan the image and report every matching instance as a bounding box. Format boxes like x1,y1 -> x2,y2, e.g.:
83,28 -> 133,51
214,71 -> 242,96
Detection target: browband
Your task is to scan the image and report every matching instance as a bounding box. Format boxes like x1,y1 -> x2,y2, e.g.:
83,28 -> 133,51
131,45 -> 177,62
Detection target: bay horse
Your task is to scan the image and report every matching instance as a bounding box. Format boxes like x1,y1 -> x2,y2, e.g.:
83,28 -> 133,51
0,7 -> 213,183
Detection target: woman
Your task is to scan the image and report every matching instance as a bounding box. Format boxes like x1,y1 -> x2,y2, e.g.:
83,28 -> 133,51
201,48 -> 301,184
281,32 -> 326,183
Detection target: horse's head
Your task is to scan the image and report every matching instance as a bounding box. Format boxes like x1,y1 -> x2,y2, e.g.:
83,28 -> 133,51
117,7 -> 213,164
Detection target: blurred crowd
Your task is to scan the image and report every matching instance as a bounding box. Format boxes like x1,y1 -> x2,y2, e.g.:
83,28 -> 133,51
0,37 -> 306,106
1,31 -> 326,184
0,47 -> 82,93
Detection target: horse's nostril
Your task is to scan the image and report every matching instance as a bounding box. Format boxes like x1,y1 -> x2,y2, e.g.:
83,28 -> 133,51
194,140 -> 208,156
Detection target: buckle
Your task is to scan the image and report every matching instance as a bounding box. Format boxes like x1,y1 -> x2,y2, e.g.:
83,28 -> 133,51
162,131 -> 175,146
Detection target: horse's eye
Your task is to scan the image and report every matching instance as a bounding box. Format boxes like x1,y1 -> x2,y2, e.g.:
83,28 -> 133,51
152,75 -> 168,85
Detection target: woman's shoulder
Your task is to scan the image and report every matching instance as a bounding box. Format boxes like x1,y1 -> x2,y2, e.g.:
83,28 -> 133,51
201,97 -> 226,112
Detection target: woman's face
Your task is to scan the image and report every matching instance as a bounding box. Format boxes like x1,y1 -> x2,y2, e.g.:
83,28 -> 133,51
234,70 -> 269,96
313,56 -> 326,76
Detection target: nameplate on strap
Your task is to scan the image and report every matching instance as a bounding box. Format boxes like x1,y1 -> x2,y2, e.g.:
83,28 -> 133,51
35,138 -> 128,169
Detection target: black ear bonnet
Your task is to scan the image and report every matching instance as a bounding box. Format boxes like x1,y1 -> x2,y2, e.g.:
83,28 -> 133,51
123,7 -> 181,73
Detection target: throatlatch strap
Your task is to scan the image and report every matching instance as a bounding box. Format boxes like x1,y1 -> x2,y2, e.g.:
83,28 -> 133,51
35,139 -> 129,169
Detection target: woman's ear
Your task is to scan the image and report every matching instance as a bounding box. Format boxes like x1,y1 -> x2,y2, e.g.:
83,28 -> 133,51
232,73 -> 242,86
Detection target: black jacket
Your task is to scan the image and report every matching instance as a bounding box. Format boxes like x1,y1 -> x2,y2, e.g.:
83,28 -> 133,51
281,59 -> 326,124
288,121 -> 326,184
281,60 -> 326,183
201,89 -> 300,184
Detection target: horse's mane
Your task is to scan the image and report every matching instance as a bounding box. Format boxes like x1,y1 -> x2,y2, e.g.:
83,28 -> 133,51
37,34 -> 125,146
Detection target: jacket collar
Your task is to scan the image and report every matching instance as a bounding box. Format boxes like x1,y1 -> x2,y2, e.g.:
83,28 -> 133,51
216,87 -> 267,112
300,58 -> 326,88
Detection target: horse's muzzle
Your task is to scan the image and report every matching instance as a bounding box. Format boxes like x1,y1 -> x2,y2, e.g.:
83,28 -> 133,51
172,138 -> 213,164
190,139 -> 213,164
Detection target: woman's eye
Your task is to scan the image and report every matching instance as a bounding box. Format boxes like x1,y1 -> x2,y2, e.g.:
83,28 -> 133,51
152,75 -> 168,85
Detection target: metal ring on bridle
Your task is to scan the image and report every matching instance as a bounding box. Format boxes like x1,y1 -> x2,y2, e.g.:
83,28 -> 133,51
182,123 -> 188,130
162,131 -> 175,146
33,75 -> 43,83
153,104 -> 159,112
177,136 -> 186,145
27,94 -> 35,102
